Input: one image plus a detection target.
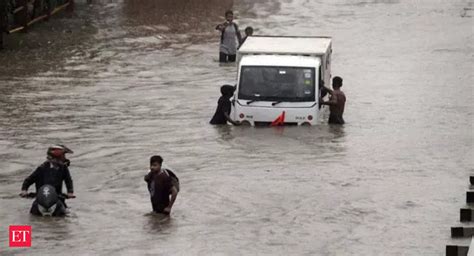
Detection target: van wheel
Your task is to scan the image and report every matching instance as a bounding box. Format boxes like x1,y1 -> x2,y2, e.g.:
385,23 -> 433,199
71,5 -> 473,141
240,120 -> 251,126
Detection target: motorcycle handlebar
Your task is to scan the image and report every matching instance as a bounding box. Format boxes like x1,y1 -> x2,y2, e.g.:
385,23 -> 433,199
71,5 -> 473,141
19,192 -> 36,198
20,192 -> 75,199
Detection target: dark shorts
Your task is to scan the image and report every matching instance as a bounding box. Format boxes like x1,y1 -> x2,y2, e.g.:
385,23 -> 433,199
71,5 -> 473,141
219,52 -> 236,63
328,114 -> 345,125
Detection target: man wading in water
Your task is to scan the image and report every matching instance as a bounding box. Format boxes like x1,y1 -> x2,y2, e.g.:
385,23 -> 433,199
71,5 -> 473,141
210,84 -> 241,125
144,155 -> 179,215
215,10 -> 242,63
320,76 -> 346,125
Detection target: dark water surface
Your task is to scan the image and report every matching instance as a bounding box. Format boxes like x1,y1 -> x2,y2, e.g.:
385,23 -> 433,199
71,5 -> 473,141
0,0 -> 473,255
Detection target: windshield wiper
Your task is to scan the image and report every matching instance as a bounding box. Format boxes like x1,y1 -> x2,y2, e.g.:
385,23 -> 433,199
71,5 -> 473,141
246,94 -> 262,105
272,101 -> 283,106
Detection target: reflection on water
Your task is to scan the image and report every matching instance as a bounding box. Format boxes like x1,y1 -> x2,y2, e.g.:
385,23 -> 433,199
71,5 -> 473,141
342,0 -> 400,6
328,124 -> 345,140
123,0 -> 233,31
235,0 -> 281,20
214,125 -> 235,142
143,212 -> 172,233
29,216 -> 73,238
0,4 -> 97,76
121,0 -> 235,48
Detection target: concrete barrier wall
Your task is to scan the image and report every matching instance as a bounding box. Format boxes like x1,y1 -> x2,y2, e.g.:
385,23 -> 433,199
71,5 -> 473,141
446,176 -> 474,256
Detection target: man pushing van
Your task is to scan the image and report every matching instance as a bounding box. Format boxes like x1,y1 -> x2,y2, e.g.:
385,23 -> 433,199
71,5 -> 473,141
321,76 -> 346,125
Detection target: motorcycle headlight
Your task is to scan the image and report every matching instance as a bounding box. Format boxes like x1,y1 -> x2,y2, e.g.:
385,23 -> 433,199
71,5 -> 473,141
38,203 -> 57,216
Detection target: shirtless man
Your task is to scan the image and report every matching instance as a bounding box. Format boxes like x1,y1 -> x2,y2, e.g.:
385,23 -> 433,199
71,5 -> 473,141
320,76 -> 346,125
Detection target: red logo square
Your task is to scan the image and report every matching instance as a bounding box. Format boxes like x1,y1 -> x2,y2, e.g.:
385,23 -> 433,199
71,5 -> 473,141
9,225 -> 32,247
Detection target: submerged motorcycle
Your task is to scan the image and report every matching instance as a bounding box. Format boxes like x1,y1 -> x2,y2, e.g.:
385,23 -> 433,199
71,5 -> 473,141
21,184 -> 73,217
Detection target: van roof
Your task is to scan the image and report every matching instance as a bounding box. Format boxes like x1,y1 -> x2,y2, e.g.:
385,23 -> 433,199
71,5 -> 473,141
240,55 -> 321,67
239,36 -> 332,56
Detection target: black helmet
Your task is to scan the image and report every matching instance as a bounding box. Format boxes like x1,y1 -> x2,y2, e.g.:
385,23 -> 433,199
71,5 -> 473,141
47,145 -> 73,163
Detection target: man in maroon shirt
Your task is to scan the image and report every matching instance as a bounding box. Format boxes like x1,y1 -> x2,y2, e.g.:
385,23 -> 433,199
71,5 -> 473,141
144,155 -> 179,214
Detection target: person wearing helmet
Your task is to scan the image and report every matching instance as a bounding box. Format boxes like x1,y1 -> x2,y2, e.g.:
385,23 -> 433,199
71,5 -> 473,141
20,145 -> 75,210
210,84 -> 241,125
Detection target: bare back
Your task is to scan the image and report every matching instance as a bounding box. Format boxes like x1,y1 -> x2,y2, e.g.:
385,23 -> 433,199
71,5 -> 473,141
329,89 -> 346,116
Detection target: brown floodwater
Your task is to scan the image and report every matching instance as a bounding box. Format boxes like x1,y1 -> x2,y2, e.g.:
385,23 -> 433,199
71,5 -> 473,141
0,0 -> 473,255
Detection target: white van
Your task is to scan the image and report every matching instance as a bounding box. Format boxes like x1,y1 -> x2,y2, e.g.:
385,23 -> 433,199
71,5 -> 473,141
233,36 -> 332,126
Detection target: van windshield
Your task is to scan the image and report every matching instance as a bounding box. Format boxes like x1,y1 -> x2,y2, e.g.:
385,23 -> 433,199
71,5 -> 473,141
238,66 -> 316,102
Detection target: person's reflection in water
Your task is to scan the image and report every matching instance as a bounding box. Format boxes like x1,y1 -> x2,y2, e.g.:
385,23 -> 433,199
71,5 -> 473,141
215,124 -> 235,142
328,124 -> 346,141
29,216 -> 73,240
144,212 -> 173,233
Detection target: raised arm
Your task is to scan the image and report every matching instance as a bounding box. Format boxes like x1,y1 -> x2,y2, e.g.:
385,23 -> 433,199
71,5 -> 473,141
321,93 -> 338,106
322,86 -> 334,95
215,23 -> 226,32
144,171 -> 152,183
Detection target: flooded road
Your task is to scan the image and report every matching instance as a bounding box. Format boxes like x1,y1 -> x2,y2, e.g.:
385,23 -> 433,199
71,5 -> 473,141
0,0 -> 473,255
